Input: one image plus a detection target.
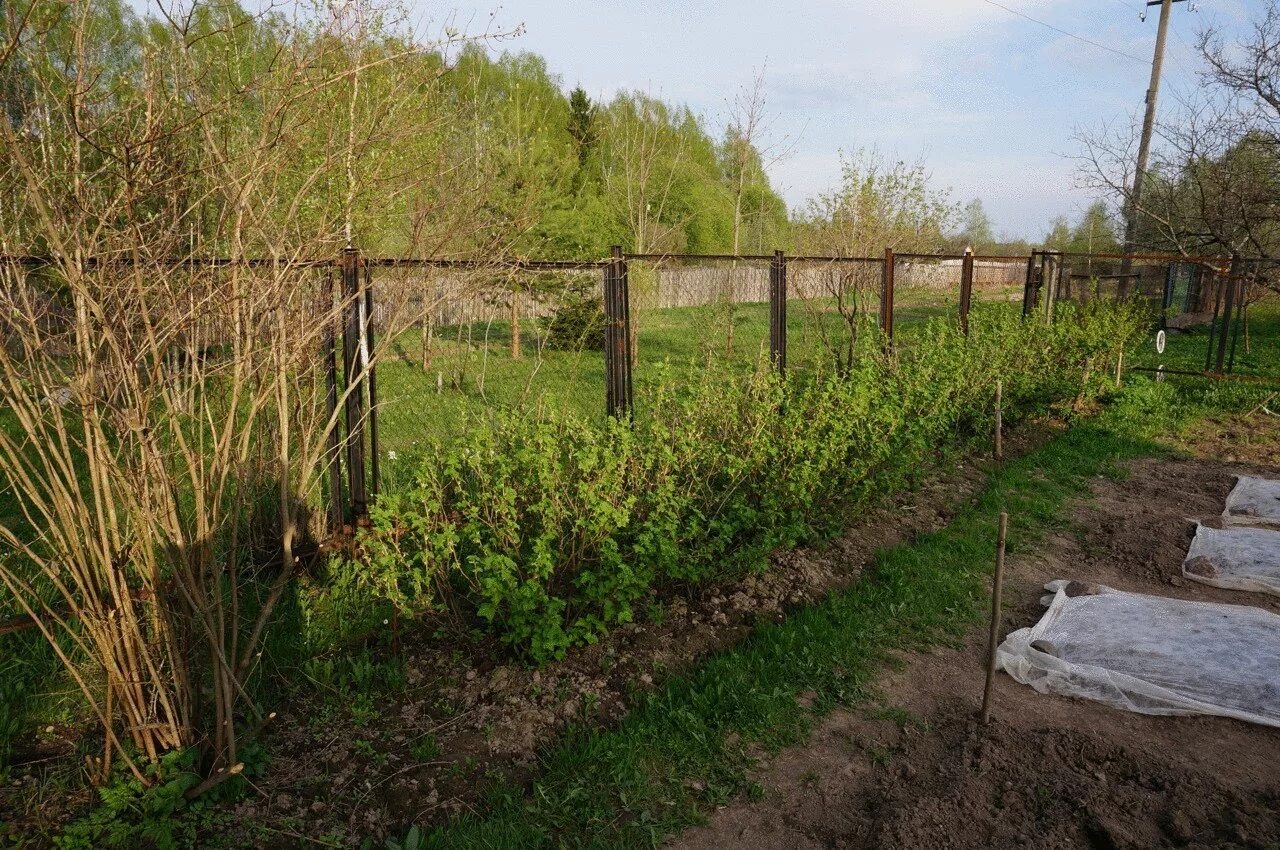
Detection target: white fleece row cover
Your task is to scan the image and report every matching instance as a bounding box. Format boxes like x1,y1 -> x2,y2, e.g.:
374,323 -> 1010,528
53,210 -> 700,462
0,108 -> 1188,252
1183,523 -> 1280,597
1224,476 -> 1280,529
997,581 -> 1280,728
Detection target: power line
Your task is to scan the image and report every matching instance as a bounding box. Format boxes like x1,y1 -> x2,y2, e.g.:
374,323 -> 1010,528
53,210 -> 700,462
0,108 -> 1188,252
977,0 -> 1146,63
1105,0 -> 1146,18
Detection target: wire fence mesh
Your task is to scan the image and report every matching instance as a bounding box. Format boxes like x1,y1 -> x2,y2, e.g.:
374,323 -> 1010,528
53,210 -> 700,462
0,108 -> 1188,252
368,261 -> 611,462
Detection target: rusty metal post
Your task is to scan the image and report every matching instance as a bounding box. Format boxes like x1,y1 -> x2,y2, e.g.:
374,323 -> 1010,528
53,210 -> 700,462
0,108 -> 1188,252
323,270 -> 345,531
340,246 -> 368,520
363,263 -> 380,500
769,249 -> 788,375
620,250 -> 633,417
1214,255 -> 1239,373
1022,250 -> 1039,317
959,248 -> 975,336
604,246 -> 633,420
880,247 -> 895,343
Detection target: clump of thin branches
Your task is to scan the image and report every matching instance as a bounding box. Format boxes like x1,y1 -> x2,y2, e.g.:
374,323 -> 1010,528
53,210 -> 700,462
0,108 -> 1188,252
0,0 -> 507,787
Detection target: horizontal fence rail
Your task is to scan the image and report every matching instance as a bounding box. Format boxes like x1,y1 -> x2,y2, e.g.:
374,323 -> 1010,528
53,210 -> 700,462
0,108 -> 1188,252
4,246 -> 1271,531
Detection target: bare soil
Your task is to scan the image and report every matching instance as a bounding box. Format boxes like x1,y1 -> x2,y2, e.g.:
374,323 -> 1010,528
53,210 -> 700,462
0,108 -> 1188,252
672,412 -> 1280,850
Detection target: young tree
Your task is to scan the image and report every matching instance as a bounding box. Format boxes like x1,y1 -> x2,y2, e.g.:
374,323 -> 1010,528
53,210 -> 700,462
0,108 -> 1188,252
1044,216 -> 1072,251
959,198 -> 995,253
794,149 -> 958,372
1068,201 -> 1121,255
717,66 -> 788,355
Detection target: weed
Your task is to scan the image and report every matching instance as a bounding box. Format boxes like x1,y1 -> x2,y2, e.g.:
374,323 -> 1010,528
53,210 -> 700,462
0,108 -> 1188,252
412,735 -> 441,763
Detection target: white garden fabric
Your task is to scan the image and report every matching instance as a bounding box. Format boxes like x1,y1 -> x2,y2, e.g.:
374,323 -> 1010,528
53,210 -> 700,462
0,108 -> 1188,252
1223,476 -> 1280,530
997,580 -> 1280,728
1183,523 -> 1280,597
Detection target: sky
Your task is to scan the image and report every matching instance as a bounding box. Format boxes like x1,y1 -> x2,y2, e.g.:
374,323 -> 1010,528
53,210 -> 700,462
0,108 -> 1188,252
404,0 -> 1255,241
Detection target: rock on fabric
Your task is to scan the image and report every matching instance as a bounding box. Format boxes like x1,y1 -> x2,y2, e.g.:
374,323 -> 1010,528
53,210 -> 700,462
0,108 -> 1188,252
1183,523 -> 1280,597
1223,476 -> 1280,530
997,581 -> 1280,728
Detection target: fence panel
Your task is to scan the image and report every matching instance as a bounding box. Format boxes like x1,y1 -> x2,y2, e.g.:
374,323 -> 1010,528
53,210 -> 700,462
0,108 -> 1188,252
624,255 -> 775,387
366,260 -> 609,470
784,256 -> 885,375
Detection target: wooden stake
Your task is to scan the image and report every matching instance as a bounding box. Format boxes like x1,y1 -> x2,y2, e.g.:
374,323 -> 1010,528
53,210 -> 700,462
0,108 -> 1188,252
1115,347 -> 1124,388
994,380 -> 1003,462
981,511 -> 1009,725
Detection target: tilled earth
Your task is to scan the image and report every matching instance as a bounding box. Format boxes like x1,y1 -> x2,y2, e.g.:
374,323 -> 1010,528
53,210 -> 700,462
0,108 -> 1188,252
673,412 -> 1280,850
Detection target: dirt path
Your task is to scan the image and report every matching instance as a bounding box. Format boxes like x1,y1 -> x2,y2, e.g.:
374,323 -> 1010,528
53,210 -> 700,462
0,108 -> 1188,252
672,416 -> 1280,850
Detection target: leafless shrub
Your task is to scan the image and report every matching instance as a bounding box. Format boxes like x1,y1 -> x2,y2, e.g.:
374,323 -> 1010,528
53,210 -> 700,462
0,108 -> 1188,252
0,0 -> 508,786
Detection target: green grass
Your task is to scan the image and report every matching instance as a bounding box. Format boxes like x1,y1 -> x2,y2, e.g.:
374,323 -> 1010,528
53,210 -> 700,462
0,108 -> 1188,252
1128,292 -> 1280,380
405,377 -> 1264,849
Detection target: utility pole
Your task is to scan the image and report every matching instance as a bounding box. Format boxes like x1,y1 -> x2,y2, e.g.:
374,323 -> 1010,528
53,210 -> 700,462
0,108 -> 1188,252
1120,0 -> 1186,281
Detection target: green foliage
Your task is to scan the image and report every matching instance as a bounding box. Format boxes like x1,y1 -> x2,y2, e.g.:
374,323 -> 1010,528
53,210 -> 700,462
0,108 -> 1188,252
794,148 -> 959,256
326,302 -> 1145,662
541,285 -> 607,351
958,198 -> 995,253
54,746 -> 265,850
418,374 -> 1201,849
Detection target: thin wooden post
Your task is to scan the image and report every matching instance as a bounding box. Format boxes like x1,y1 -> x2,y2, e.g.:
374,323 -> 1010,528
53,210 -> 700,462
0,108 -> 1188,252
604,246 -> 633,420
880,247 -> 896,344
621,252 -> 633,415
604,248 -> 617,417
340,246 -> 368,521
769,249 -> 788,375
981,511 -> 1010,725
994,379 -> 1003,462
1041,252 -> 1058,322
959,247 -> 975,336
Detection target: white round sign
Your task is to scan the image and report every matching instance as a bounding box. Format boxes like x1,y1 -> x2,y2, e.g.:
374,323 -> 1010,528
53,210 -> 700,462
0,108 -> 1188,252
1156,330 -> 1167,355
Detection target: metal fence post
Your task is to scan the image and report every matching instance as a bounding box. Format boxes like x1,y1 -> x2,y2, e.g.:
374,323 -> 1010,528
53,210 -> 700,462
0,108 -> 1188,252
604,245 -> 633,420
769,249 -> 788,374
1203,264 -> 1225,372
1022,250 -> 1039,317
1213,255 -> 1240,373
1041,251 -> 1058,322
1223,257 -> 1244,373
363,262 -> 380,500
324,269 -> 345,531
880,247 -> 895,344
621,250 -> 633,416
959,247 -> 974,336
340,245 -> 368,520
